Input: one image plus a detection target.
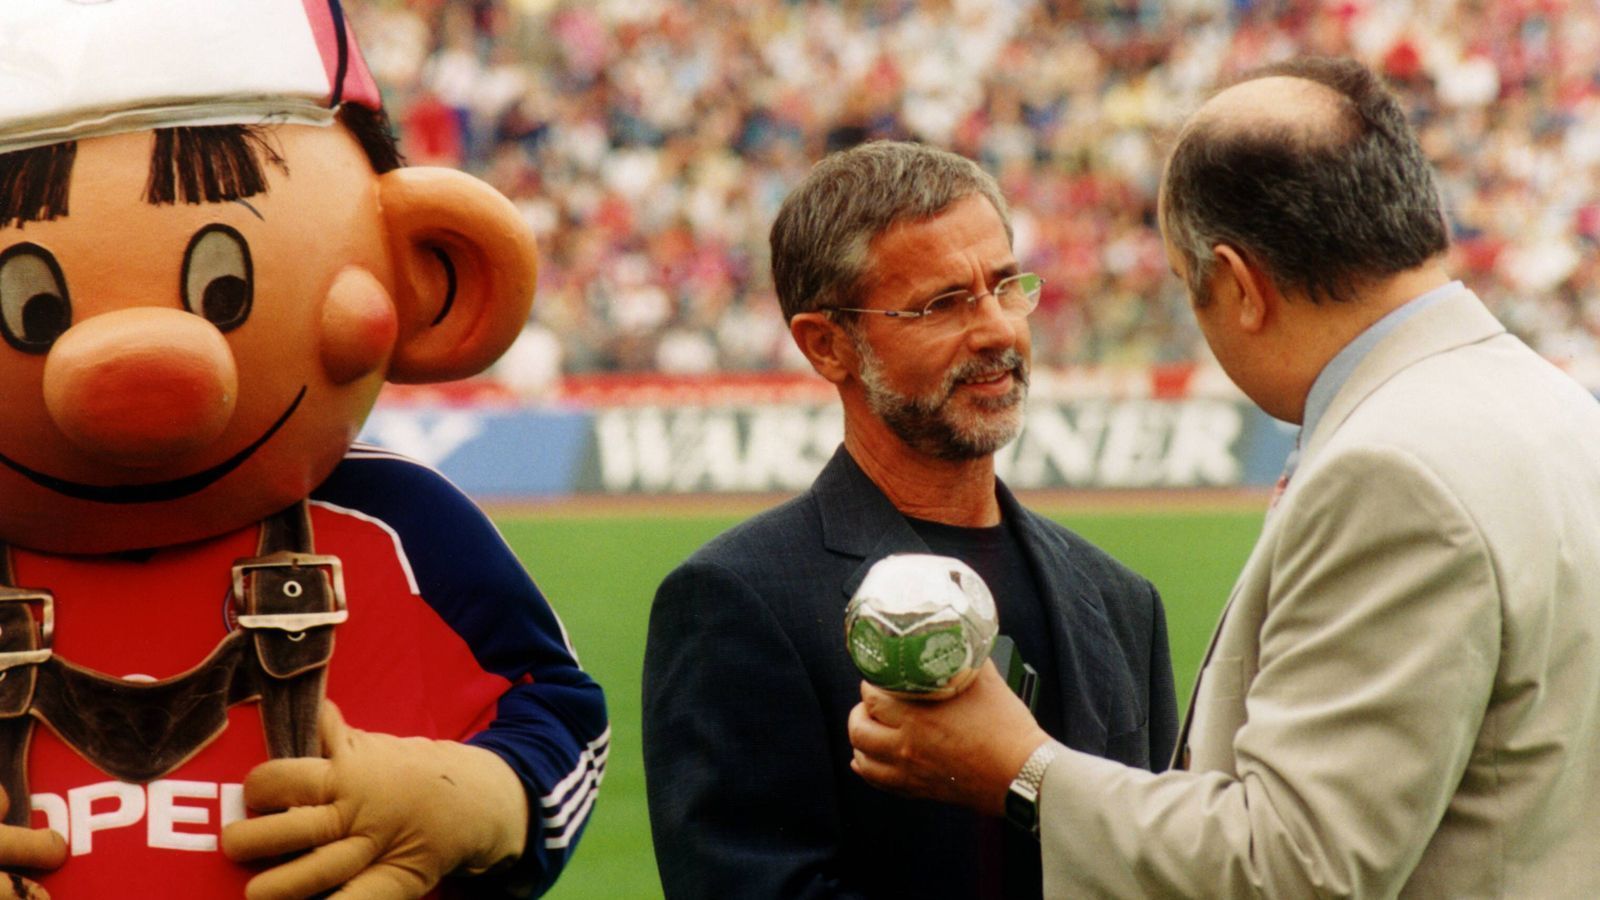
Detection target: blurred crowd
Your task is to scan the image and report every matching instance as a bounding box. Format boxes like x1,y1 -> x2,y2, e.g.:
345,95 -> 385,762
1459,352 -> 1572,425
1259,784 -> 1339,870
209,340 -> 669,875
348,0 -> 1600,392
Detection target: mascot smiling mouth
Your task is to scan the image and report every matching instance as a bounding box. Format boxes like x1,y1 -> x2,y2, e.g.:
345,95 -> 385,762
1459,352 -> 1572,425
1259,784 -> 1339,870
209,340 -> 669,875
0,387 -> 306,504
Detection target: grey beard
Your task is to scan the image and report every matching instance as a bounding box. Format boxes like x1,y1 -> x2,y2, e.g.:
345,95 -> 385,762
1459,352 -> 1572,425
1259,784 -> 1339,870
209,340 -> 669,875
856,342 -> 1028,461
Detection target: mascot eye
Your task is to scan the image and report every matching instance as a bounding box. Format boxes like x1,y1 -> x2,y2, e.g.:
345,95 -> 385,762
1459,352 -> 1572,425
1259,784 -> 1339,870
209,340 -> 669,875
0,243 -> 72,354
182,224 -> 253,331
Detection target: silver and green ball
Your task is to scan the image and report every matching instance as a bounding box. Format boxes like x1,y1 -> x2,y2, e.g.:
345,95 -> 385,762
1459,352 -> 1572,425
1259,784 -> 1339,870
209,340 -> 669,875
845,554 -> 998,699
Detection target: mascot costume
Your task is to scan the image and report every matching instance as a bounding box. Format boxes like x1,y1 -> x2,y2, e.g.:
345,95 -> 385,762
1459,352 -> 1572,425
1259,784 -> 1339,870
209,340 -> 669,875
0,2 -> 608,897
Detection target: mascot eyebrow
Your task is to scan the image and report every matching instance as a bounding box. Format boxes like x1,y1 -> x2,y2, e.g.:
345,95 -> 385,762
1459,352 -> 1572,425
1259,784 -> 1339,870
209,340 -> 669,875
0,105 -> 401,229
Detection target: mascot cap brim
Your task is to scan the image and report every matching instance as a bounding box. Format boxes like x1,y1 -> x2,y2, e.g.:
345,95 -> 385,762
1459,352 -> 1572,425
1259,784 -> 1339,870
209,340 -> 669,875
0,0 -> 381,154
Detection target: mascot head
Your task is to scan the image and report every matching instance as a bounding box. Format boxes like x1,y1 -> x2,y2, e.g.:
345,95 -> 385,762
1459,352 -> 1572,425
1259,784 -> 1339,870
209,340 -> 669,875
0,0 -> 537,553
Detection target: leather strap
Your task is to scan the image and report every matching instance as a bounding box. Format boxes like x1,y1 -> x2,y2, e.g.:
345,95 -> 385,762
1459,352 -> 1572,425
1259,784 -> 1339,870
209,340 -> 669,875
0,548 -> 47,827
239,501 -> 345,759
29,633 -> 259,783
0,502 -> 344,827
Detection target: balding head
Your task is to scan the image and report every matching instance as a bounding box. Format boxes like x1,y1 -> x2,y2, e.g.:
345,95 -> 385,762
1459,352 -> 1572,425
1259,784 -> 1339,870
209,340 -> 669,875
1160,57 -> 1448,305
1191,75 -> 1350,144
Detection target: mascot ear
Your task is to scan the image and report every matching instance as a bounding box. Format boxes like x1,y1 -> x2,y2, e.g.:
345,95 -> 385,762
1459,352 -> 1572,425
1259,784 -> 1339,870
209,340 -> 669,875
379,168 -> 537,384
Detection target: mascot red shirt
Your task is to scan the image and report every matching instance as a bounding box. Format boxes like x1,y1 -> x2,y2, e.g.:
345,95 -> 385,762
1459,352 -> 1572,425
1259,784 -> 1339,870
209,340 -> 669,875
0,2 -> 608,898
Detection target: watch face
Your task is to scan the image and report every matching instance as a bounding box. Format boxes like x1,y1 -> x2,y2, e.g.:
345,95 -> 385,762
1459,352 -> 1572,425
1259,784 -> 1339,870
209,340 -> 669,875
1005,784 -> 1040,834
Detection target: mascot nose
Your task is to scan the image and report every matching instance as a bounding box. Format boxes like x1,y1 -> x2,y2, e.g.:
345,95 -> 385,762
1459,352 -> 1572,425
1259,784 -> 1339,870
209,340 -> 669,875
43,308 -> 239,467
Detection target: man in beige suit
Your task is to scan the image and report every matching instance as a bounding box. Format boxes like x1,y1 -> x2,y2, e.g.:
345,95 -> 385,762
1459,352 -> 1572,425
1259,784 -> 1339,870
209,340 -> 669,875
848,56 -> 1600,897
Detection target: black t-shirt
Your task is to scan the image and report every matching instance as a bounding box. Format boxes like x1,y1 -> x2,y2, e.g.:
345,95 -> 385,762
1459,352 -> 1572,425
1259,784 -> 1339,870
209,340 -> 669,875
905,513 -> 1062,898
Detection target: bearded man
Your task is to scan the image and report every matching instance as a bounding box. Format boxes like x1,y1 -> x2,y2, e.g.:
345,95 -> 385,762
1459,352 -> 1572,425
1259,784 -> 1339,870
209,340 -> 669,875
641,141 -> 1177,899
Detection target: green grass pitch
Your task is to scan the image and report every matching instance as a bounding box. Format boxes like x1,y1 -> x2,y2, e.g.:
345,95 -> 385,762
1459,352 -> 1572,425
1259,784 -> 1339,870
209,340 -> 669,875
500,502 -> 1265,899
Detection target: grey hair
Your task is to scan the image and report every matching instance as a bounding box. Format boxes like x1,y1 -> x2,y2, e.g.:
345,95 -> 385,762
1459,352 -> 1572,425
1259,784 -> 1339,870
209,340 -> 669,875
1161,56 -> 1448,304
769,141 -> 1011,321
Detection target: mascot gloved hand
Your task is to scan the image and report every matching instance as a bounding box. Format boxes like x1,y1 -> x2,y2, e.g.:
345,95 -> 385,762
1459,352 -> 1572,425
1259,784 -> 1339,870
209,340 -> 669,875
0,787 -> 65,899
222,703 -> 527,900
0,3 -> 609,898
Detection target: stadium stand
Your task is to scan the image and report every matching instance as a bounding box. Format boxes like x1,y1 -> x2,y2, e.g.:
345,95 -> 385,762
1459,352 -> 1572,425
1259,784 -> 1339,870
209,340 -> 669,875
349,0 -> 1600,392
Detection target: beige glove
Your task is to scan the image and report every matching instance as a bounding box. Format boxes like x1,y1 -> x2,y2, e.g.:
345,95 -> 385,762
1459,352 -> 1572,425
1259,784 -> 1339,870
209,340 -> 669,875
221,701 -> 528,900
0,787 -> 66,900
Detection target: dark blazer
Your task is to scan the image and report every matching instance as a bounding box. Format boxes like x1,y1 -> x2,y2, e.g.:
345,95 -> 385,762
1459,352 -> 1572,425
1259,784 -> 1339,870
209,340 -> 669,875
642,447 -> 1177,898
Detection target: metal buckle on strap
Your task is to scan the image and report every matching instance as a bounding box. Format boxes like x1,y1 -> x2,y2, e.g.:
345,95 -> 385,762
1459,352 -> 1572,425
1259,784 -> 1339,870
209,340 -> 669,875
231,553 -> 349,632
0,587 -> 54,673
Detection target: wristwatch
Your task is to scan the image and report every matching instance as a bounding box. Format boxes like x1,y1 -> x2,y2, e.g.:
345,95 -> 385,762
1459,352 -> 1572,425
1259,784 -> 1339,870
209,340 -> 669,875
1004,741 -> 1058,838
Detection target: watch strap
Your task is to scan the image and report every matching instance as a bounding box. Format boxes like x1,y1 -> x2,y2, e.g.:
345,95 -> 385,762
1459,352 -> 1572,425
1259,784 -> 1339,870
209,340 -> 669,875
1005,740 -> 1058,837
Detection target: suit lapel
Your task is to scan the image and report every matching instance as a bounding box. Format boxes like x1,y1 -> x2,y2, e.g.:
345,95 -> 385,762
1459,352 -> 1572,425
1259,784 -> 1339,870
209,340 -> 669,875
811,448 -> 931,602
996,485 -> 1116,754
1170,511 -> 1277,767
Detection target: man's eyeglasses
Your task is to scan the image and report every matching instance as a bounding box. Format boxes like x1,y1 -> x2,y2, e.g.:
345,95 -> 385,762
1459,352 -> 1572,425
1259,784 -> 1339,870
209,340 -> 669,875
829,272 -> 1044,327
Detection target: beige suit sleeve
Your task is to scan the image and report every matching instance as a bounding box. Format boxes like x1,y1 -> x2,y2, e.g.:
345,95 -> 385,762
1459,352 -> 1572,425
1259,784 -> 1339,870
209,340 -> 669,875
1038,446 -> 1500,898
